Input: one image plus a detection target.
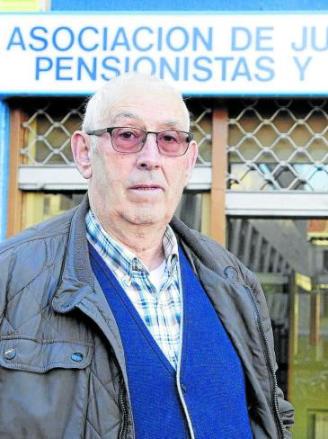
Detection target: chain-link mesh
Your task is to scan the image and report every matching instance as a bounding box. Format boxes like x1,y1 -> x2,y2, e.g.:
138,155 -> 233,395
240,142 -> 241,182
227,99 -> 328,191
20,98 -> 212,167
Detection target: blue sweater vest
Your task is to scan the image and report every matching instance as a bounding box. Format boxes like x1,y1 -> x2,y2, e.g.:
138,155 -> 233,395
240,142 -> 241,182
89,244 -> 252,439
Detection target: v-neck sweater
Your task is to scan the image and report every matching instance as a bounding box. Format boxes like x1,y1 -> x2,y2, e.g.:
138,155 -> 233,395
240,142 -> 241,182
89,243 -> 253,439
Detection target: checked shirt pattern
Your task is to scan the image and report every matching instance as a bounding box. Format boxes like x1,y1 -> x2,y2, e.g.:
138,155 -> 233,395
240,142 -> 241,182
86,210 -> 182,368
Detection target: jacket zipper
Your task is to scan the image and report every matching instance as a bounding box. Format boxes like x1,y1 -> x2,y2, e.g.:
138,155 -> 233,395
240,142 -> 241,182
118,383 -> 129,439
244,285 -> 285,439
76,302 -> 133,439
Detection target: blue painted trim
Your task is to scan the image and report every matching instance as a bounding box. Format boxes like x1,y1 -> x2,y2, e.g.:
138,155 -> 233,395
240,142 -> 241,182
0,10 -> 328,15
1,91 -> 328,98
0,100 -> 10,241
50,0 -> 328,11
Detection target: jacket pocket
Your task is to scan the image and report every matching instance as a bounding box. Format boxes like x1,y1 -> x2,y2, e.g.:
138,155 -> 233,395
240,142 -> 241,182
0,337 -> 92,372
0,337 -> 93,439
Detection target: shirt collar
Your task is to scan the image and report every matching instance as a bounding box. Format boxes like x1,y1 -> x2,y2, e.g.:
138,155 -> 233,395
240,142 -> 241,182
86,209 -> 179,277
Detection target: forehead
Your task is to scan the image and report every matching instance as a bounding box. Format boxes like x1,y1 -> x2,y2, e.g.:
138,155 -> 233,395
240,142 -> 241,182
111,111 -> 182,130
98,82 -> 189,129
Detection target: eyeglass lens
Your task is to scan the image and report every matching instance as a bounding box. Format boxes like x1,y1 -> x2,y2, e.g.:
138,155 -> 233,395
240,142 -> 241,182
111,128 -> 190,156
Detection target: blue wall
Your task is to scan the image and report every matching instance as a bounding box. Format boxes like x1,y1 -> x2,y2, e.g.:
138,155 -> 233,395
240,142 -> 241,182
51,0 -> 328,11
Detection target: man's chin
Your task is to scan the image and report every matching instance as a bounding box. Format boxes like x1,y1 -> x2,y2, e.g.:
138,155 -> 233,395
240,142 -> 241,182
125,208 -> 166,227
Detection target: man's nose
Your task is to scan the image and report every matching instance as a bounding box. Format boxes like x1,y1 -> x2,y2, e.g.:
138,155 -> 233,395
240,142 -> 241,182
136,133 -> 161,170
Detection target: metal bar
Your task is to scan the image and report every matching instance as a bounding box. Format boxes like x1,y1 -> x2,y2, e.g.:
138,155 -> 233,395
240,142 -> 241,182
310,292 -> 320,346
242,220 -> 252,267
7,109 -> 25,237
0,99 -> 10,241
18,165 -> 212,191
229,218 -> 241,257
227,191 -> 328,217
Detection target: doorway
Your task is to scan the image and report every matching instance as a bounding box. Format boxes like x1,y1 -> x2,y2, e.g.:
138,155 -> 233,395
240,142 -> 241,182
227,217 -> 328,438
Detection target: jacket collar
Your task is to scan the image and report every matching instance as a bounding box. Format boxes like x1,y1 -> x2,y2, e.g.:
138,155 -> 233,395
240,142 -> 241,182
52,194 -> 95,312
52,198 -> 231,311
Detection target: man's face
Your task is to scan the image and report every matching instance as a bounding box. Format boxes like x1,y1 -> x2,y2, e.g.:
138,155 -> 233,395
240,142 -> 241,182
74,82 -> 198,232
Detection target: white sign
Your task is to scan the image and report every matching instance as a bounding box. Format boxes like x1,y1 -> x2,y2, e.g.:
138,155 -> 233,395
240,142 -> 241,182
0,12 -> 327,96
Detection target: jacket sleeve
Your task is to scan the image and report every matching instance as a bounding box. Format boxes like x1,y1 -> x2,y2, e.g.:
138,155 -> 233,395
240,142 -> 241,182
242,266 -> 295,435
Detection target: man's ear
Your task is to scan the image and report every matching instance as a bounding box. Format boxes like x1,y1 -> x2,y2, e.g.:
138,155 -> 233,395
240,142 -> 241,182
71,131 -> 93,179
185,140 -> 198,183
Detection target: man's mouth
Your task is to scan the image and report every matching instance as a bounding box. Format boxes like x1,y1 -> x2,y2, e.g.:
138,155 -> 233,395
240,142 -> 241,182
129,184 -> 163,191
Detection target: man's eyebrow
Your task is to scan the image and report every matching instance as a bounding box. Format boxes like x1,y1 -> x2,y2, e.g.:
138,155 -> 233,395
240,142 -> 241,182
162,120 -> 180,128
111,113 -> 181,129
111,112 -> 141,122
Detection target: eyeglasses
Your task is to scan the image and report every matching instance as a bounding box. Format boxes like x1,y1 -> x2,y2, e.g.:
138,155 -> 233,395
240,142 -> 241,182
86,127 -> 193,157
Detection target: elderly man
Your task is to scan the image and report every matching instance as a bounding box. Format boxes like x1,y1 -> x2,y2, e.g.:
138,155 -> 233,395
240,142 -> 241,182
0,74 -> 293,438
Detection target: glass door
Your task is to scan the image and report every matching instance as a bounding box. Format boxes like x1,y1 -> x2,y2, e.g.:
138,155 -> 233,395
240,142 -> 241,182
289,276 -> 328,439
227,217 -> 328,438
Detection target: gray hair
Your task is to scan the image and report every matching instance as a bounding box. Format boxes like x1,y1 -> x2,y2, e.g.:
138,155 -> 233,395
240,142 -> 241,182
82,73 -> 190,135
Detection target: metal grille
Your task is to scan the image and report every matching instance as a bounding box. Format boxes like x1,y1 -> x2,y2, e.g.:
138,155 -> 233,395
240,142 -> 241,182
21,99 -> 85,165
20,98 -> 212,166
227,99 -> 328,191
188,100 -> 212,166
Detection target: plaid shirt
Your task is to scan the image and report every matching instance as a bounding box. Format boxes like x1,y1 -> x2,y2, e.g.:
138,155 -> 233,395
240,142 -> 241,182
86,210 -> 182,368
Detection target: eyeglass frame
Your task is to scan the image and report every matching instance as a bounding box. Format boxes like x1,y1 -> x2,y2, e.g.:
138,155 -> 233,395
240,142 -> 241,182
85,126 -> 194,157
